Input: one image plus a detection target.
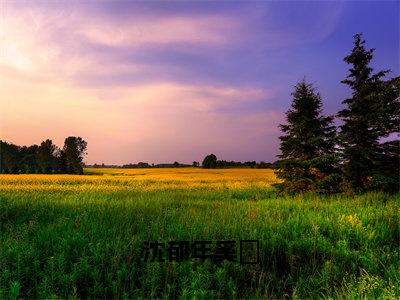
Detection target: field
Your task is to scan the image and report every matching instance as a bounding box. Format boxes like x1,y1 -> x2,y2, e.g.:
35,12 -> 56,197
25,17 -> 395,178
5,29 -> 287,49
0,168 -> 399,299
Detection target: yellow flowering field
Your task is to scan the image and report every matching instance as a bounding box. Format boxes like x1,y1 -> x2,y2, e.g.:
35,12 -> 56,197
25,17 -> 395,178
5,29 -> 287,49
0,167 -> 278,192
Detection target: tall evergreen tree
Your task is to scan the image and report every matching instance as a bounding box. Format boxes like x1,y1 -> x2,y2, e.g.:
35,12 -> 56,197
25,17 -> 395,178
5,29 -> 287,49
365,76 -> 399,192
337,33 -> 391,191
279,79 -> 336,160
277,79 -> 338,192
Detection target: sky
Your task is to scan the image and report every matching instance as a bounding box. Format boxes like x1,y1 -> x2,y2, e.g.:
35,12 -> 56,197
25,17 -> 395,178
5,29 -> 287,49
0,1 -> 398,165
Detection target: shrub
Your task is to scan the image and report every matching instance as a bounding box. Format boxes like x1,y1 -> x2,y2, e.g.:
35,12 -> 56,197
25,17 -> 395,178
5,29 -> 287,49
367,174 -> 399,193
275,154 -> 344,194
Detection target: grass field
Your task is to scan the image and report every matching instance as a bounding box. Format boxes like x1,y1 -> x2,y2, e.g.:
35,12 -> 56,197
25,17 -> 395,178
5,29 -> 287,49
0,168 -> 399,299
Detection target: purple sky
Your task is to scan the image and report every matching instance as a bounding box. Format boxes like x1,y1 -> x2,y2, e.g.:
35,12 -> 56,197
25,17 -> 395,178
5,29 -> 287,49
1,1 -> 398,164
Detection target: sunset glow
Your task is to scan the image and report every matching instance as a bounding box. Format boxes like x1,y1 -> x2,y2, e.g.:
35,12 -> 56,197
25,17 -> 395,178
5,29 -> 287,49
1,1 -> 398,164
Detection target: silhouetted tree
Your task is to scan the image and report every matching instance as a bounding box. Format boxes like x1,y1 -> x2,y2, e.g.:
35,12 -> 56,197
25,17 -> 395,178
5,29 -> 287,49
277,79 -> 338,192
192,161 -> 200,167
202,154 -> 217,169
0,141 -> 19,173
20,145 -> 39,173
257,161 -> 272,169
62,136 -> 87,174
1,138 -> 88,174
56,150 -> 68,173
173,161 -> 179,167
279,79 -> 336,161
337,33 -> 392,191
37,139 -> 58,173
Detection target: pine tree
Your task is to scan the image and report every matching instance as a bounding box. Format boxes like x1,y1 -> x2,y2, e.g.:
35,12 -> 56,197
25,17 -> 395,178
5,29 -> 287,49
277,79 -> 338,192
279,79 -> 336,160
337,33 -> 390,191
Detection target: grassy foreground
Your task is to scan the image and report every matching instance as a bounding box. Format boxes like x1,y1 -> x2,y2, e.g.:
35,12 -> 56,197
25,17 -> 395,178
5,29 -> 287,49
0,168 -> 399,299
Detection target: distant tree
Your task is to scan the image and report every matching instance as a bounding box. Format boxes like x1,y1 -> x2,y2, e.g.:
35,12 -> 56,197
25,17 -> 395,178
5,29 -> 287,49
137,162 -> 150,168
277,79 -> 338,192
337,33 -> 393,191
37,139 -> 58,173
257,161 -> 272,169
62,136 -> 87,174
173,161 -> 179,167
192,161 -> 200,167
0,141 -> 19,173
56,150 -> 68,174
20,145 -> 39,173
1,138 -> 89,175
202,154 -> 217,169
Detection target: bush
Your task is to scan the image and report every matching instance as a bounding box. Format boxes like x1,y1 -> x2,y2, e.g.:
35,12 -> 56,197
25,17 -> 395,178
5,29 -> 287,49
275,154 -> 344,194
367,174 -> 399,193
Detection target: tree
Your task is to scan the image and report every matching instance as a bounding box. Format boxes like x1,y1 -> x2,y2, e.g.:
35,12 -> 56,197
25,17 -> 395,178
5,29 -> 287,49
192,161 -> 200,167
62,136 -> 87,174
366,77 -> 399,192
20,145 -> 39,173
0,141 -> 19,173
173,161 -> 179,167
56,150 -> 68,174
337,33 -> 391,191
37,139 -> 58,173
369,76 -> 400,137
279,79 -> 336,161
277,79 -> 338,192
202,154 -> 217,169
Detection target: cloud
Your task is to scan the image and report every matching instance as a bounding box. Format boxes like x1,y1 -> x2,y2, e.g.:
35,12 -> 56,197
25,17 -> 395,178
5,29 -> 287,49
0,1 -> 345,163
79,15 -> 240,48
0,73 -> 278,163
0,2 -> 343,85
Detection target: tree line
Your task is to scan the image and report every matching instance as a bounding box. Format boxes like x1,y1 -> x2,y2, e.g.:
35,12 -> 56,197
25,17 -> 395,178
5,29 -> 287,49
275,33 -> 399,193
0,137 -> 87,174
201,154 -> 272,169
89,162 -> 194,168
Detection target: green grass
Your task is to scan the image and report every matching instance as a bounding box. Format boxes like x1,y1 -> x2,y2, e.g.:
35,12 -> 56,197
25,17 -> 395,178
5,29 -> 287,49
0,176 -> 399,298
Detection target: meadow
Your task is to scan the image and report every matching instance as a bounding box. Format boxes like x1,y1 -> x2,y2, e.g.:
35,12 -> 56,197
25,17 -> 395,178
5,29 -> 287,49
0,168 -> 398,299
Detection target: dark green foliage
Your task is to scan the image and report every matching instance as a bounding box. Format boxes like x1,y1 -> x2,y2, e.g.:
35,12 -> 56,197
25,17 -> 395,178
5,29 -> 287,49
0,141 -> 19,173
0,137 -> 87,174
62,136 -> 88,175
337,33 -> 398,192
369,76 -> 400,137
277,80 -> 337,193
279,79 -> 336,161
277,34 -> 398,194
37,139 -> 58,173
19,145 -> 39,174
56,150 -> 68,174
201,155 -> 266,169
275,155 -> 344,194
202,154 -> 217,168
257,161 -> 272,169
367,173 -> 399,193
